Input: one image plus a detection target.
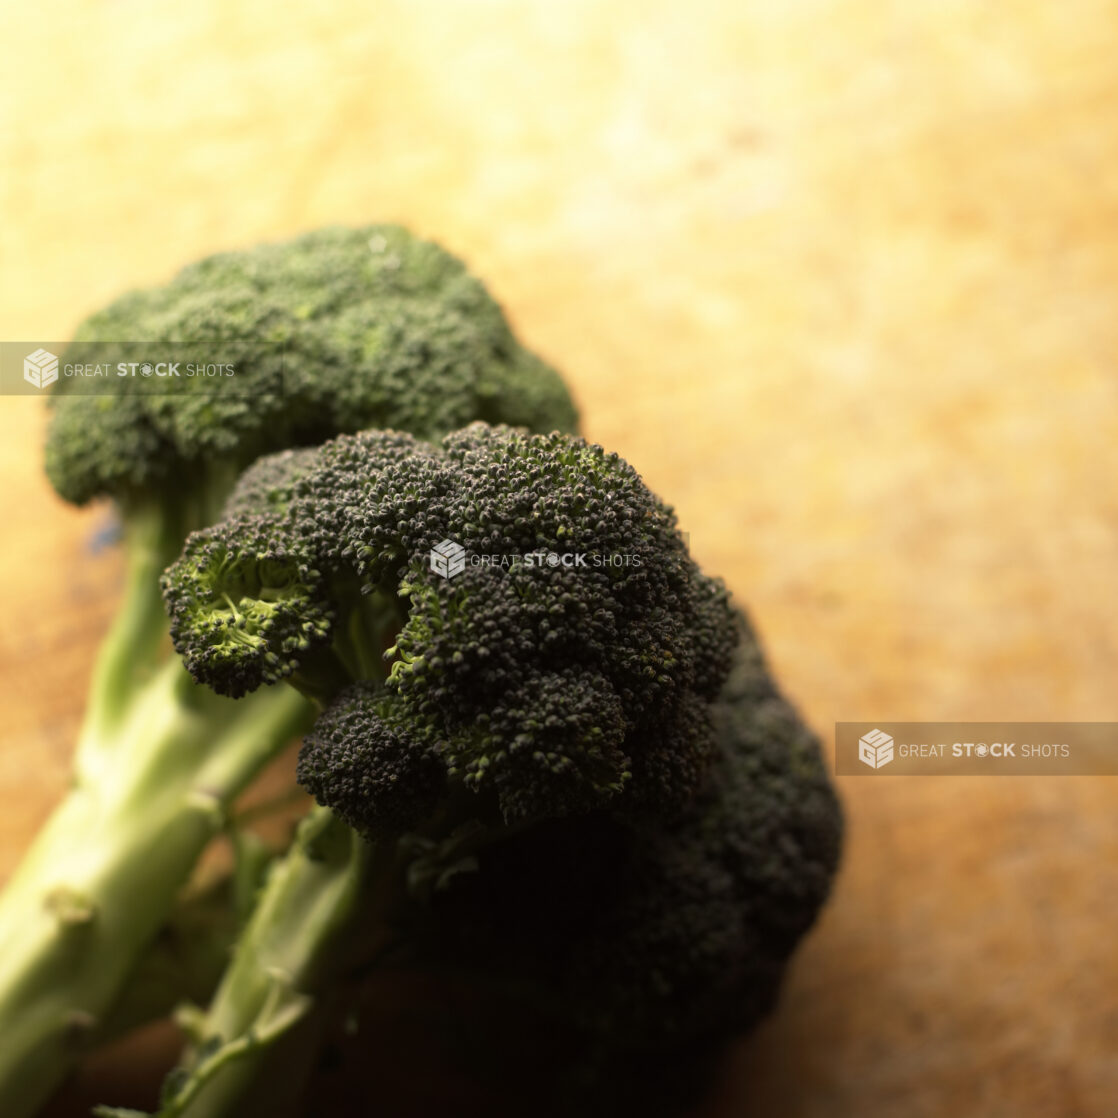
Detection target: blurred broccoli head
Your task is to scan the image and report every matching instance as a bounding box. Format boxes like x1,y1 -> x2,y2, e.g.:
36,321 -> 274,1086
164,423 -> 740,826
45,225 -> 578,513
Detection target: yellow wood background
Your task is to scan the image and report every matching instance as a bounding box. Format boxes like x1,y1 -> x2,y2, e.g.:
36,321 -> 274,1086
2,2 -> 1117,1115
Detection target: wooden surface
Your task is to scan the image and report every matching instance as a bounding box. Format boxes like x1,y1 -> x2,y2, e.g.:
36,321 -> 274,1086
2,2 -> 1117,1115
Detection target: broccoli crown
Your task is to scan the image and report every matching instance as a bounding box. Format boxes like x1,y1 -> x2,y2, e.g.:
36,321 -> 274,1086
45,225 -> 578,508
164,424 -> 740,825
422,615 -> 843,1051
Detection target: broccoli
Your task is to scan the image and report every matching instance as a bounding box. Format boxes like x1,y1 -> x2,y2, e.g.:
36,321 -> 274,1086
423,614 -> 843,1056
166,424 -> 739,815
125,424 -> 839,1117
0,227 -> 577,1118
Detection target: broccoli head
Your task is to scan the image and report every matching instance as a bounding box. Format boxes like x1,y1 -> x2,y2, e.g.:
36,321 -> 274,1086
46,225 -> 578,515
422,614 -> 843,1054
146,429 -> 842,1118
164,423 -> 740,825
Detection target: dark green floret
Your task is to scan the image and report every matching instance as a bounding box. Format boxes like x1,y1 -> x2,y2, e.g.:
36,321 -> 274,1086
425,615 -> 843,1051
297,681 -> 447,841
165,423 -> 740,823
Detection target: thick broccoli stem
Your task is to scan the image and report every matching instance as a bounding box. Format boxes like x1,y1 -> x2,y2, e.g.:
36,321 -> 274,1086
128,801 -> 522,1118
91,871 -> 245,1048
0,666 -> 312,1118
135,808 -> 399,1118
75,478 -> 240,773
78,501 -> 189,751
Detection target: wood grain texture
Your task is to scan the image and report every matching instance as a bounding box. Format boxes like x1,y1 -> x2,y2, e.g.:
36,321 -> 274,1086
2,2 -> 1117,1115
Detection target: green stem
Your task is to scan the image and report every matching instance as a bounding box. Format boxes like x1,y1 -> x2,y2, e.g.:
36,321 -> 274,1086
132,805 -> 516,1118
77,464 -> 244,757
0,674 -> 313,1118
145,809 -> 400,1118
91,873 -> 241,1047
79,502 -> 183,749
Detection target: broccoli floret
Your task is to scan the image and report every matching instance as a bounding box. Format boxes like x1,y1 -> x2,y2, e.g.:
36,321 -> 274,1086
136,426 -> 839,1118
0,229 -> 579,1118
426,616 -> 842,1053
298,681 -> 447,840
165,424 -> 740,823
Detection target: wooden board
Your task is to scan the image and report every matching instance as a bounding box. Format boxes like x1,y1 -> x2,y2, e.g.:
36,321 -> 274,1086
1,2 -> 1116,1114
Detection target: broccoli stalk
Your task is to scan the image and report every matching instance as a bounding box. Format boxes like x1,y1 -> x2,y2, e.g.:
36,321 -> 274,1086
85,836 -> 272,1050
110,807 -> 518,1118
0,494 -> 314,1118
120,423 -> 829,1117
98,809 -> 385,1118
0,227 -> 578,1118
81,501 -> 188,745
